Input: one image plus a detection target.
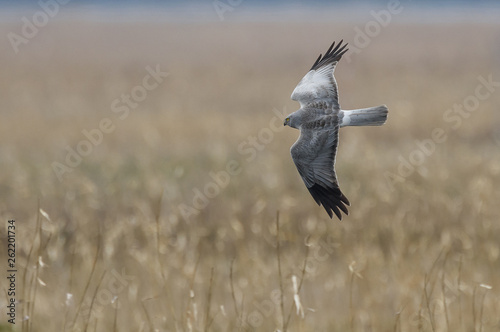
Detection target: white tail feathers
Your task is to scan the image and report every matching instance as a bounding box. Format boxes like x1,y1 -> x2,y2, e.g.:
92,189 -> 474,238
340,105 -> 388,127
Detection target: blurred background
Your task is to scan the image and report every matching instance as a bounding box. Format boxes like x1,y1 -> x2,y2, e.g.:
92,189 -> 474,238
1,0 -> 500,331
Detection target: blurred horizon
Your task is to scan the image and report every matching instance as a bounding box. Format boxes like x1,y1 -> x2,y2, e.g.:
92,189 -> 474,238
1,0 -> 500,23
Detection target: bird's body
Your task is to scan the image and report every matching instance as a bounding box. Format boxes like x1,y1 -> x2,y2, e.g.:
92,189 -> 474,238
284,40 -> 388,220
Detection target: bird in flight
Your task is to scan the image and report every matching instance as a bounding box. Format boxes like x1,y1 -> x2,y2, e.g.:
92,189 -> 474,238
284,40 -> 388,220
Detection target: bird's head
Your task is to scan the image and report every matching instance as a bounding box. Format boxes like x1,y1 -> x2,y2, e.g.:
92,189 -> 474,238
283,114 -> 298,129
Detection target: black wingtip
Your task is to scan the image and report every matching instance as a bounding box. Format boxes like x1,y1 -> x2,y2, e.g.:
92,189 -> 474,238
307,183 -> 349,220
310,40 -> 349,71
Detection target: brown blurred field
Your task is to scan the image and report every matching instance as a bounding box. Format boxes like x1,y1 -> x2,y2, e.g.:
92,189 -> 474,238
1,11 -> 500,332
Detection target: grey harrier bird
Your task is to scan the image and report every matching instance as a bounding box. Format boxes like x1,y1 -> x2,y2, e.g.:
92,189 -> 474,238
284,40 -> 388,220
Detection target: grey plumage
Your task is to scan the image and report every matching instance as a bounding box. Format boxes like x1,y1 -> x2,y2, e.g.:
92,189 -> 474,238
284,40 -> 388,220
339,105 -> 389,127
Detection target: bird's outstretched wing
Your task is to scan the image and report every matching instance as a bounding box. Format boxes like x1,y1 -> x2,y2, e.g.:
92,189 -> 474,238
291,40 -> 348,109
290,115 -> 350,220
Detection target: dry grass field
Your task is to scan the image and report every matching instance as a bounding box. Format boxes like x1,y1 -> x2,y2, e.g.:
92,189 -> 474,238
1,9 -> 500,332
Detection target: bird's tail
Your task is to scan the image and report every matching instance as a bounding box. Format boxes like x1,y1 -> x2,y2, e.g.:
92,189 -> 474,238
340,105 -> 388,127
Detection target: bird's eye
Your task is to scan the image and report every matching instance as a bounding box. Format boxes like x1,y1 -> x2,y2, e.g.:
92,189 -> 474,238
286,117 -> 290,122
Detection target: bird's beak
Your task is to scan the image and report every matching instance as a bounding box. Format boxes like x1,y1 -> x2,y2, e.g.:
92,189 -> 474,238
283,119 -> 287,126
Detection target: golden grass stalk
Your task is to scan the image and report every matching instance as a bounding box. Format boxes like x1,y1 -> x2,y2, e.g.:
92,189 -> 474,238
229,258 -> 241,330
113,296 -> 118,332
71,238 -> 101,330
275,211 -> 286,331
423,273 -> 436,332
478,284 -> 492,332
204,267 -> 215,332
457,255 -> 463,331
83,271 -> 107,331
186,255 -> 201,330
441,263 -> 450,332
285,244 -> 309,328
21,203 -> 41,332
141,297 -> 156,330
63,245 -> 77,331
348,262 -> 356,332
392,307 -> 402,332
472,285 -> 478,332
